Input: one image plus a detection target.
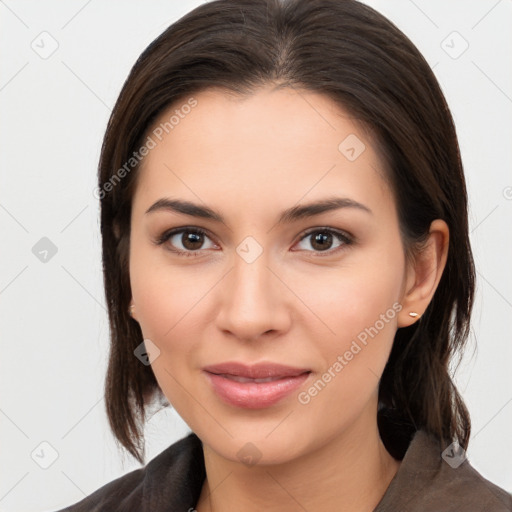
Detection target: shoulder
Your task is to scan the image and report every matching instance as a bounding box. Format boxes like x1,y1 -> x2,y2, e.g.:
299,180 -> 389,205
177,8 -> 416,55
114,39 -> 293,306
431,451 -> 512,511
55,432 -> 205,512
376,430 -> 512,512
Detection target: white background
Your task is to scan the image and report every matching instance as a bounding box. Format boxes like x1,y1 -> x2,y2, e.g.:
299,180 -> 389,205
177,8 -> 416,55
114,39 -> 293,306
1,1 -> 511,510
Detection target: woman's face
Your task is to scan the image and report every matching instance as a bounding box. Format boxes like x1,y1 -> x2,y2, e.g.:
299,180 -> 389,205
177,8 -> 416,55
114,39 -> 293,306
129,85 -> 413,464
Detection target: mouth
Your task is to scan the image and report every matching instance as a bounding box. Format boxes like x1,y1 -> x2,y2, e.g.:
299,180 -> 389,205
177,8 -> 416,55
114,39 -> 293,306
202,361 -> 312,409
215,374 -> 295,383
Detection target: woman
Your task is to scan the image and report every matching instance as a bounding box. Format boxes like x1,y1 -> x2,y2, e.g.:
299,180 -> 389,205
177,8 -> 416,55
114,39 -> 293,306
58,0 -> 512,510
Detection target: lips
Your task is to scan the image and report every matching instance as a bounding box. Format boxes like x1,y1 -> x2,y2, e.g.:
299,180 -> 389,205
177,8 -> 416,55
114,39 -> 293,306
203,361 -> 310,379
203,361 -> 311,409
219,374 -> 287,383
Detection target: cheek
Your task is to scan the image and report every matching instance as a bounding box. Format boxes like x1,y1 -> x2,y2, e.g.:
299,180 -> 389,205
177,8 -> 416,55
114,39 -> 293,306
290,253 -> 404,346
129,243 -> 222,410
294,274 -> 402,432
129,245 -> 207,419
291,247 -> 404,395
130,239 -> 209,341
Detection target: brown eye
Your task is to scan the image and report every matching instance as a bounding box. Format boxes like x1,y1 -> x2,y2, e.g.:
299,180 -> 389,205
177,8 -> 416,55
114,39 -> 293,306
180,231 -> 205,250
294,228 -> 353,255
157,227 -> 217,256
310,231 -> 334,251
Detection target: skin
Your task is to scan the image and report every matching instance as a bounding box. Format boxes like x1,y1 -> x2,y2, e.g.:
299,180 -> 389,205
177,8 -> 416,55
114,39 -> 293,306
128,85 -> 449,512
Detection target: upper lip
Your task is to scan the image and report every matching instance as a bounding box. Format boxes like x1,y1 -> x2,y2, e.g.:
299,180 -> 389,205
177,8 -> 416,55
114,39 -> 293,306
203,361 -> 311,379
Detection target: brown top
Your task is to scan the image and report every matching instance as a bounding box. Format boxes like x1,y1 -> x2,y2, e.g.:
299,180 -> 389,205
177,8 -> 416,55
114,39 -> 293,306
57,430 -> 512,511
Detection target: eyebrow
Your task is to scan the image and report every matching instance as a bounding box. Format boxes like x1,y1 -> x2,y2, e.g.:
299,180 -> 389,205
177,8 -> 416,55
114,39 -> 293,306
145,196 -> 372,225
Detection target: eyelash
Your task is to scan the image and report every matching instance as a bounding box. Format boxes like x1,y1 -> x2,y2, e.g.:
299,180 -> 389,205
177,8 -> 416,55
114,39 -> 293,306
154,226 -> 354,258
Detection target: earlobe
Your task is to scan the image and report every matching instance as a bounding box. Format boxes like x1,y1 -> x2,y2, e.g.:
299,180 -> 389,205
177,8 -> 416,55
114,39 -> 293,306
113,219 -> 122,241
397,219 -> 449,328
129,301 -> 138,321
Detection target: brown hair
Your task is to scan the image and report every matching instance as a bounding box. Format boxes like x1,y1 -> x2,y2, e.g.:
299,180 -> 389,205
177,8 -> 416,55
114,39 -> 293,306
98,0 -> 474,463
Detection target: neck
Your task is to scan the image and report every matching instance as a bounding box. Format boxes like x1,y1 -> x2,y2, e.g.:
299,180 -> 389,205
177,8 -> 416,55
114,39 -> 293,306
195,408 -> 400,512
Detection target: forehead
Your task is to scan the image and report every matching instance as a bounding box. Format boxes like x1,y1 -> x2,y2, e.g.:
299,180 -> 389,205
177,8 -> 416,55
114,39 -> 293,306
133,86 -> 393,221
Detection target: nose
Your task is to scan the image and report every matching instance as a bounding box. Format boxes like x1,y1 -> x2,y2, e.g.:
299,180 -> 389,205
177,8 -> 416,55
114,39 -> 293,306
215,248 -> 291,342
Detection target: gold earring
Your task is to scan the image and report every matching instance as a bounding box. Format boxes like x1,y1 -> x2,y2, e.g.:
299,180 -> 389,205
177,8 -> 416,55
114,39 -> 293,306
409,312 -> 419,318
129,304 -> 135,317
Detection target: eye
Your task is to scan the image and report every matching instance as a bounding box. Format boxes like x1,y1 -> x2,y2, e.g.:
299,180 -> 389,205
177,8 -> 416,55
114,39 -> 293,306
155,226 -> 353,258
293,228 -> 353,256
156,227 -> 218,257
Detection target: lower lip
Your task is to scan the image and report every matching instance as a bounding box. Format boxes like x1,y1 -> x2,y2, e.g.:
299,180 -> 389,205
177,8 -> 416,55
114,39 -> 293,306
204,372 -> 311,409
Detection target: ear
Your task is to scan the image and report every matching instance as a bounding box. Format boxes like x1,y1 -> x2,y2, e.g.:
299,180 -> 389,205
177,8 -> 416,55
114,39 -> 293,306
397,219 -> 449,328
113,219 -> 121,241
128,299 -> 139,322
